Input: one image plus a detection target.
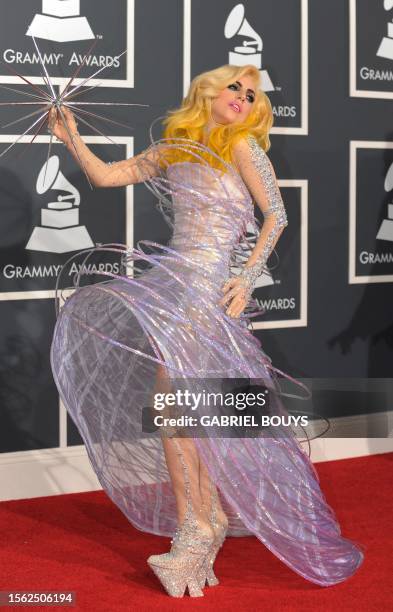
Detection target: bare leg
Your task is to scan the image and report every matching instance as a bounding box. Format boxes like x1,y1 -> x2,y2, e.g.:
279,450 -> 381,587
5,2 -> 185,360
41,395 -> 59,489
152,362 -> 212,532
199,459 -> 228,533
147,362 -> 216,597
197,457 -> 229,587
149,351 -> 228,592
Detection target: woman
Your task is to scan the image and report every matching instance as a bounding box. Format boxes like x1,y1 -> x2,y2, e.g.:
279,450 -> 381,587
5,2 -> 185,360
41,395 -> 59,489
49,64 -> 364,598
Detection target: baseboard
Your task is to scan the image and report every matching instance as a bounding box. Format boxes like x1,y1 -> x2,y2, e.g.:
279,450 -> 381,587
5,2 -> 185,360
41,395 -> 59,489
0,412 -> 392,502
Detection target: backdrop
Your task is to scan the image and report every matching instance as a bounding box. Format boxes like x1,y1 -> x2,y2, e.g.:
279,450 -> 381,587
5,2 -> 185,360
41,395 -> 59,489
0,1 -> 392,458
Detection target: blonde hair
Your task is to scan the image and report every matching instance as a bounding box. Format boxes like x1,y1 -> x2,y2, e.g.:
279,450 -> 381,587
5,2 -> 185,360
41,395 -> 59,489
161,64 -> 273,169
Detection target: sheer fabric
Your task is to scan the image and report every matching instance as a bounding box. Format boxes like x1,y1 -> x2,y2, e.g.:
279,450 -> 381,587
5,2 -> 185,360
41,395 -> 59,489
50,137 -> 364,587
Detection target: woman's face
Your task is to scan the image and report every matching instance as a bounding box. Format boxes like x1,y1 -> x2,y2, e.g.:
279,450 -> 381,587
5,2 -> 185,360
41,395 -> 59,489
211,75 -> 257,125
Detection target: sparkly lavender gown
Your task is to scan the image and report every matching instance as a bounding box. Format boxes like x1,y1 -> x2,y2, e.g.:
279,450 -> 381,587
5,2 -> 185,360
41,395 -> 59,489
50,138 -> 364,587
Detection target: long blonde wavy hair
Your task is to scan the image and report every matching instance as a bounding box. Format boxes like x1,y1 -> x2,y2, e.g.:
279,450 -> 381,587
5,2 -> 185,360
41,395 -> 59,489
161,64 -> 273,169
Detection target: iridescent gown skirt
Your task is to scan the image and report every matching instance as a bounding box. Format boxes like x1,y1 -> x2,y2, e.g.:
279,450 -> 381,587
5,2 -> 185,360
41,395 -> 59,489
50,140 -> 364,586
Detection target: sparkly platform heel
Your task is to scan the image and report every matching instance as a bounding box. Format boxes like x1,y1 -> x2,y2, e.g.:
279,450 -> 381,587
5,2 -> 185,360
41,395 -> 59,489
147,438 -> 215,598
198,481 -> 229,588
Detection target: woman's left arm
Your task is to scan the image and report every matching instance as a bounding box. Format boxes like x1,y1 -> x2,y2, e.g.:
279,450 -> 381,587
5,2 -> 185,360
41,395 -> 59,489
219,135 -> 288,317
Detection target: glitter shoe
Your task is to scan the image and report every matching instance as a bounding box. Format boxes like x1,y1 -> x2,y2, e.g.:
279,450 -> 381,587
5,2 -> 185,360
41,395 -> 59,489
147,438 -> 215,597
197,481 -> 228,588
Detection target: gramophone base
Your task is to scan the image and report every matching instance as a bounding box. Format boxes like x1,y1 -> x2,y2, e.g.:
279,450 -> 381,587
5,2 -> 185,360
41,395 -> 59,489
377,37 -> 393,61
26,15 -> 94,43
256,273 -> 275,288
25,226 -> 95,253
376,219 -> 393,242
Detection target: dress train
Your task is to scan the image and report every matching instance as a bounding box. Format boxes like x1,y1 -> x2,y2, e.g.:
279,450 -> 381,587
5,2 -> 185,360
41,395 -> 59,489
50,138 -> 365,587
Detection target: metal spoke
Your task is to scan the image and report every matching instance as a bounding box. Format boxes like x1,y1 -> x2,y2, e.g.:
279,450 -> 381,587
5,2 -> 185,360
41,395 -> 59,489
61,38 -> 99,99
64,50 -> 127,98
57,104 -> 93,190
0,110 -> 49,158
0,61 -> 52,100
0,37 -> 148,188
42,129 -> 55,187
1,104 -> 50,129
0,101 -> 49,106
61,82 -> 102,102
67,107 -> 123,147
0,84 -> 50,102
31,112 -> 50,145
31,36 -> 57,100
16,112 -> 50,159
69,101 -> 148,107
65,102 -> 135,132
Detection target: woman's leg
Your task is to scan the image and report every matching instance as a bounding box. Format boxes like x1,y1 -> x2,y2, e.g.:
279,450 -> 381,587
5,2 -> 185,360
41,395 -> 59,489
153,362 -> 212,531
198,459 -> 228,532
148,362 -> 217,596
149,360 -> 228,593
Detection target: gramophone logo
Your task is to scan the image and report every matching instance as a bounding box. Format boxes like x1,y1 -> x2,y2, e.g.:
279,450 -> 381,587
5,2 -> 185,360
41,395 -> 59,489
224,3 -> 274,92
26,0 -> 95,43
376,162 -> 393,241
376,0 -> 393,60
349,142 -> 393,283
26,155 -> 94,253
350,0 -> 393,98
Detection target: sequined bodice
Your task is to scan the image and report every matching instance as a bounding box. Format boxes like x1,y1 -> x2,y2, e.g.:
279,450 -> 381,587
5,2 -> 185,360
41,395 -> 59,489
166,162 -> 254,268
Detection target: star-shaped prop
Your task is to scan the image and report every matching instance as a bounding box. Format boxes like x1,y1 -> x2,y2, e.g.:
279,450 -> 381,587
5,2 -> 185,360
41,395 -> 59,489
0,36 -> 148,189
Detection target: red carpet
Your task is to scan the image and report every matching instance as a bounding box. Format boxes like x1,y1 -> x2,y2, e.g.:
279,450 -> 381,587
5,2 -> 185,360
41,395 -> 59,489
0,452 -> 391,611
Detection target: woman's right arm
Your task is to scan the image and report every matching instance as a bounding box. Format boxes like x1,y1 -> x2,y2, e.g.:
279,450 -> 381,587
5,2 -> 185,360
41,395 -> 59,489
49,106 -> 160,188
65,132 -> 160,187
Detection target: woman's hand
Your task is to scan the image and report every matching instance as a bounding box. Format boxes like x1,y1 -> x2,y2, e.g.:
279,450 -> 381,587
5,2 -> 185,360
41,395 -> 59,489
219,276 -> 248,318
47,105 -> 78,144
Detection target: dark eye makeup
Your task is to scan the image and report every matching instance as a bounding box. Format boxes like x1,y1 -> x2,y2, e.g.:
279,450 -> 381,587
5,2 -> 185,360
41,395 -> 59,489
227,81 -> 255,104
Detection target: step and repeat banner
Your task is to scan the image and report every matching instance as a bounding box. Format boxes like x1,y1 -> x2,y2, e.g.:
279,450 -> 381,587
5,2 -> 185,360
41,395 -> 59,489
0,0 -> 391,455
